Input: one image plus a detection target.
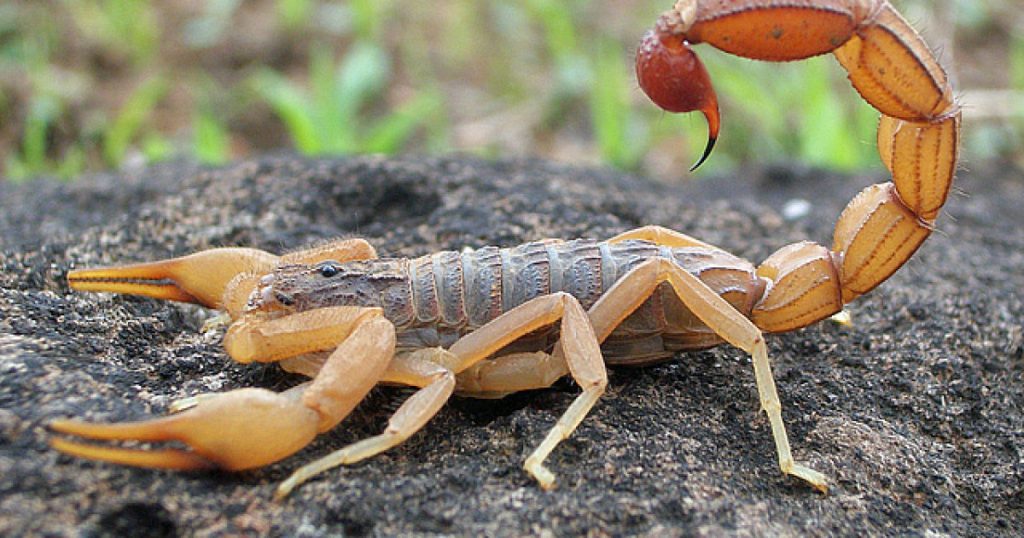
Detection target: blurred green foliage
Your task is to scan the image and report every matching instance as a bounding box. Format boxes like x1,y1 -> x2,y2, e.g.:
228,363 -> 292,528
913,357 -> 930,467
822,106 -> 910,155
64,0 -> 160,65
0,0 -> 1020,181
253,42 -> 442,155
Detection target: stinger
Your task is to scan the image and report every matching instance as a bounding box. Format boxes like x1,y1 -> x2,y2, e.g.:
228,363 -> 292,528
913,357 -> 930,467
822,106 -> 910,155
636,19 -> 720,171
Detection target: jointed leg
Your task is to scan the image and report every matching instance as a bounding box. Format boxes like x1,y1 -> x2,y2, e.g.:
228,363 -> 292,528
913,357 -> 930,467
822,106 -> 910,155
444,292 -> 608,489
455,351 -> 569,397
609,225 -> 723,251
275,349 -> 456,499
223,306 -> 383,364
277,353 -> 330,378
181,306 -> 384,412
522,300 -> 605,488
51,307 -> 397,478
586,257 -> 828,492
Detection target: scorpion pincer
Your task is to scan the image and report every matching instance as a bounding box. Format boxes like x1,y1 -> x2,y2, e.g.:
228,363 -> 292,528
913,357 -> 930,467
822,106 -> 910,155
52,0 -> 959,499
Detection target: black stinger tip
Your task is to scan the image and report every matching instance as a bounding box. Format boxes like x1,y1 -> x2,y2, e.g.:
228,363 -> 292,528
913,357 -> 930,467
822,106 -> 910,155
689,135 -> 716,172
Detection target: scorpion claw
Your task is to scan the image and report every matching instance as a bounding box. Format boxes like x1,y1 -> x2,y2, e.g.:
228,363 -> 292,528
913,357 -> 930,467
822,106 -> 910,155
66,261 -> 203,304
49,436 -> 216,470
49,388 -> 321,472
67,248 -> 279,308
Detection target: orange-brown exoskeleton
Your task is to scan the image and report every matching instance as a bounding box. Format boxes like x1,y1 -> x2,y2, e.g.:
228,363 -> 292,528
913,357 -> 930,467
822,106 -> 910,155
51,0 -> 959,498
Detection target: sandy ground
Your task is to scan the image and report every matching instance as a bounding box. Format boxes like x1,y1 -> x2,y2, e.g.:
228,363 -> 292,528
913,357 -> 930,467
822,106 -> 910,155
1,155 -> 1022,536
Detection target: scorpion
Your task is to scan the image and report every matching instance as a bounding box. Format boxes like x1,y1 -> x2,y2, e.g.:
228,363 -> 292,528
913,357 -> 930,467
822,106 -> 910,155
51,0 -> 960,499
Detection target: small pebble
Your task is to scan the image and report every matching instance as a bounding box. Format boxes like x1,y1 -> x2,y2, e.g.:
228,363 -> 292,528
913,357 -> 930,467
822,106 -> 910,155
782,198 -> 812,221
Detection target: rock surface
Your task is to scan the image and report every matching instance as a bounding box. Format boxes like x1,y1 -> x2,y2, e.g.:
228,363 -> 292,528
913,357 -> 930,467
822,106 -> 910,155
1,155 -> 1022,536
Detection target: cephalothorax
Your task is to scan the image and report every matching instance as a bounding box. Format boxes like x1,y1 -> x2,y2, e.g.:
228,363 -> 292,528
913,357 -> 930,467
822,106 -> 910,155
51,0 -> 960,499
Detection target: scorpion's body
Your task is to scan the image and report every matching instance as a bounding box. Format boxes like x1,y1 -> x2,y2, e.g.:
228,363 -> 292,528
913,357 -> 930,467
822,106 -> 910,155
271,239 -> 761,367
51,0 -> 963,500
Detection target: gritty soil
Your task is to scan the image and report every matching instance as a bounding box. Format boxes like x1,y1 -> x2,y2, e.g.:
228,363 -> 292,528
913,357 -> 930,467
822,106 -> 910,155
0,155 -> 1022,537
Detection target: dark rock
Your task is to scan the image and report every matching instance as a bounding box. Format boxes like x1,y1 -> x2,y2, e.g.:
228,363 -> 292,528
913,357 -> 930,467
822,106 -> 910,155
1,155 -> 1022,536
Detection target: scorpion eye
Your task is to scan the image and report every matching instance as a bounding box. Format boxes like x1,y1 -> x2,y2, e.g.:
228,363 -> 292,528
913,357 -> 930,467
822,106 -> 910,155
318,261 -> 342,278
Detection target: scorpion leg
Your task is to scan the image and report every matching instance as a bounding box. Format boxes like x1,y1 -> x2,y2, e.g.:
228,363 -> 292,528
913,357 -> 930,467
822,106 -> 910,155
275,349 -> 456,499
445,292 -> 608,489
455,351 -> 570,398
51,307 -> 396,478
586,257 -> 828,492
608,224 -> 723,250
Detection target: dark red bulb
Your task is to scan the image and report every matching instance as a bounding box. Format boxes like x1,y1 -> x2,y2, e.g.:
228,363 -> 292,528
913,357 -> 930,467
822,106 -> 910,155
636,29 -> 720,170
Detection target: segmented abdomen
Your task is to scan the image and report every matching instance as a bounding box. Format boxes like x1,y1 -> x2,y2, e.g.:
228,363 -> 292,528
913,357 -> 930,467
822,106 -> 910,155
395,239 -> 762,363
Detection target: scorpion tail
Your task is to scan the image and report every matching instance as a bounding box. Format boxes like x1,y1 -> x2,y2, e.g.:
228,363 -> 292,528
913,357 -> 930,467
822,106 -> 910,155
636,15 -> 721,172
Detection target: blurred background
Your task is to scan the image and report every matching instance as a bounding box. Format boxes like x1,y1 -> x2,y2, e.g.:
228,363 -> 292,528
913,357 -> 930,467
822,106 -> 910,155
0,0 -> 1020,182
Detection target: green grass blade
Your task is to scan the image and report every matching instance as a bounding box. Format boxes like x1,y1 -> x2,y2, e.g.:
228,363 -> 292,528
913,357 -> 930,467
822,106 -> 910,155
1012,34 -> 1024,91
349,0 -> 386,41
141,133 -> 173,162
336,41 -> 390,117
311,46 -> 351,153
275,0 -> 312,31
22,95 -> 60,171
252,69 -> 320,153
590,38 -> 641,169
104,0 -> 159,64
798,58 -> 857,169
183,0 -> 242,48
54,145 -> 85,180
362,91 -> 442,154
193,109 -> 231,164
103,75 -> 167,167
334,41 -> 391,152
523,0 -> 578,62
